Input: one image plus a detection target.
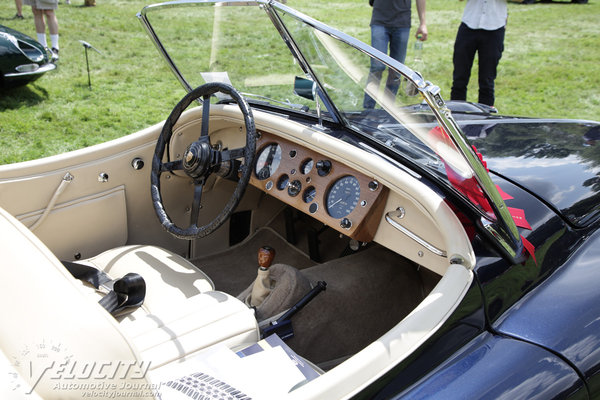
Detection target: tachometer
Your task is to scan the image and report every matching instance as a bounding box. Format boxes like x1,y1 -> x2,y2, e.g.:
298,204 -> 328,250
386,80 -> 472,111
255,144 -> 282,180
326,176 -> 360,219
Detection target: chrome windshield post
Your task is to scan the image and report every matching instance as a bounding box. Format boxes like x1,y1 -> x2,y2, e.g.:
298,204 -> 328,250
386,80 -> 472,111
420,84 -> 524,262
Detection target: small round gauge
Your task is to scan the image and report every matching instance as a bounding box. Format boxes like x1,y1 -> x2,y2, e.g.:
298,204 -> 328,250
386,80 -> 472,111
255,144 -> 282,180
300,158 -> 314,175
288,180 -> 302,197
302,186 -> 317,203
326,175 -> 361,219
277,174 -> 289,190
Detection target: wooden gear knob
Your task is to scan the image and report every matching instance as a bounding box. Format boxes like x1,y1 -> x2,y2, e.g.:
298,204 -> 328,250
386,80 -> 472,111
258,246 -> 276,269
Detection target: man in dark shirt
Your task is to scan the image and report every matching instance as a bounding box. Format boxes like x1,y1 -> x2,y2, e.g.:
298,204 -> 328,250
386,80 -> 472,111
364,0 -> 427,109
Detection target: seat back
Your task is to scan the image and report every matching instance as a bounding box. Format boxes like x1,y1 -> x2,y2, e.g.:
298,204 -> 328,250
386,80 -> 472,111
0,207 -> 152,399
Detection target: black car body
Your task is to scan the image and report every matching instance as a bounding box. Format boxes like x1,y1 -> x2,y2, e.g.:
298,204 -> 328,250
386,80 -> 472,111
367,111 -> 600,398
0,24 -> 56,89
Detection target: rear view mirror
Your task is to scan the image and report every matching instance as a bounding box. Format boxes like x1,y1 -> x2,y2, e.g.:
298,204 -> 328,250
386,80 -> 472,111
294,76 -> 316,101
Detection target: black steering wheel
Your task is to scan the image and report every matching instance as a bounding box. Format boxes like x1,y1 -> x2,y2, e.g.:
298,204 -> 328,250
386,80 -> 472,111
151,82 -> 257,239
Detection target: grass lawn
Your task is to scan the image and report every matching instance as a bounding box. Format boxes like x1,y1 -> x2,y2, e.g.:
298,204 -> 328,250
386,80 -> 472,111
0,0 -> 598,164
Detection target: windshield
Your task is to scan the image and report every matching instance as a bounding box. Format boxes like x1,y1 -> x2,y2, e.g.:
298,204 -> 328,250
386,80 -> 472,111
139,0 -> 521,250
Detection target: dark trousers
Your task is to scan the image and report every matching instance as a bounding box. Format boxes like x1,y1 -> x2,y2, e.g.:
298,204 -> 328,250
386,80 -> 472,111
451,22 -> 505,107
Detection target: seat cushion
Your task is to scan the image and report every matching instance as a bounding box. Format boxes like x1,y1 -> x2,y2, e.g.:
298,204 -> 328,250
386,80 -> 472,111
79,245 -> 214,314
75,245 -> 259,368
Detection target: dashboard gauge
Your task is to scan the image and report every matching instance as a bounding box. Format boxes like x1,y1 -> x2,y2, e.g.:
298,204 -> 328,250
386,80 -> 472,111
288,180 -> 302,197
300,158 -> 314,175
326,175 -> 360,219
277,174 -> 289,190
255,144 -> 282,180
302,186 -> 317,203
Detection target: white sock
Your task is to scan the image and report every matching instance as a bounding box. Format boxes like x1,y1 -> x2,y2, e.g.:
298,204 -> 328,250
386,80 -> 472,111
37,33 -> 47,48
50,34 -> 59,50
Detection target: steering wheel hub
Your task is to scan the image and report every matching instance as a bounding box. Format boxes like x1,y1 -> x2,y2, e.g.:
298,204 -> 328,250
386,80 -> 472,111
183,141 -> 213,179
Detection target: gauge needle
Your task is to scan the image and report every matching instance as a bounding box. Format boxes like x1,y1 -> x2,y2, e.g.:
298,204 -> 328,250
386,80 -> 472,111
266,145 -> 277,165
329,197 -> 342,207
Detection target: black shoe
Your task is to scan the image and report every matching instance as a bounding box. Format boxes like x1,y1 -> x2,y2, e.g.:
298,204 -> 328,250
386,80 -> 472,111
12,13 -> 24,19
51,48 -> 59,61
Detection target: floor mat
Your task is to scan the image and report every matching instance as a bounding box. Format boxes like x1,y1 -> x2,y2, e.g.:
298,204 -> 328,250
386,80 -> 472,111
192,227 -> 315,295
285,246 -> 425,365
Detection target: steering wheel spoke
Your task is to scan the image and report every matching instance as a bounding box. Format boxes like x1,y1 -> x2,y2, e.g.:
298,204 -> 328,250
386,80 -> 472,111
200,95 -> 211,138
190,182 -> 204,228
220,147 -> 246,163
160,159 -> 184,173
151,82 -> 257,240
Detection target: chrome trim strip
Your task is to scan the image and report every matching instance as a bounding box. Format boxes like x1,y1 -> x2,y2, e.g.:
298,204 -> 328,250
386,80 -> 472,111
137,1 -> 203,93
4,63 -> 56,78
385,209 -> 447,258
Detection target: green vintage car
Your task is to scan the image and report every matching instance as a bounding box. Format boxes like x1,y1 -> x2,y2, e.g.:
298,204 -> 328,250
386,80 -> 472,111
0,24 -> 56,89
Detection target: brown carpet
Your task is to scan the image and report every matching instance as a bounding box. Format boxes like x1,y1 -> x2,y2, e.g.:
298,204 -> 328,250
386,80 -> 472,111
285,246 -> 428,366
192,227 -> 315,295
193,226 -> 439,368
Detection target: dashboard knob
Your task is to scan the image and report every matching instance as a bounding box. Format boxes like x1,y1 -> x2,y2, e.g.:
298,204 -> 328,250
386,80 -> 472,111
131,157 -> 144,170
316,160 -> 332,176
340,218 -> 352,229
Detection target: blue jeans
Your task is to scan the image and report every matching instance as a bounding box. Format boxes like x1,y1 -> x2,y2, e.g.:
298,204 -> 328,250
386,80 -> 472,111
363,25 -> 410,109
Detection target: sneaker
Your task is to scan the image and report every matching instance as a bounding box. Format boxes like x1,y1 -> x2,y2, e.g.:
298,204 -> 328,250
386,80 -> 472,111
12,13 -> 24,19
51,47 -> 59,61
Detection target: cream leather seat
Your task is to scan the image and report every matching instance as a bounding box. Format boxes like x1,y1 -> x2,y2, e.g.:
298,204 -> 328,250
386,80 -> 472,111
0,207 -> 259,399
74,244 -> 215,315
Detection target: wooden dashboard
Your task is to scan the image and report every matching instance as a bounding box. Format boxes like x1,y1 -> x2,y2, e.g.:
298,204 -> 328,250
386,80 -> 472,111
249,131 -> 388,242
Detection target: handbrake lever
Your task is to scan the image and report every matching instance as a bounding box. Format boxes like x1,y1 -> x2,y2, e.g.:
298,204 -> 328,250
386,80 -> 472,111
261,281 -> 327,340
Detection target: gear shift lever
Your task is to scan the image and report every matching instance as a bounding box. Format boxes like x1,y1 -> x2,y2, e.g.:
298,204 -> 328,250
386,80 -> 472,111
249,246 -> 276,307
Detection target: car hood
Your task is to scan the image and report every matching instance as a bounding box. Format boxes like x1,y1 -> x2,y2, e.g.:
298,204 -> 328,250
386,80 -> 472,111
0,24 -> 43,54
461,118 -> 600,227
0,24 -> 48,65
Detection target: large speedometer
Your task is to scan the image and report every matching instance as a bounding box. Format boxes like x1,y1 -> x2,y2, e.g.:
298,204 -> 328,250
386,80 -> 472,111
326,176 -> 360,219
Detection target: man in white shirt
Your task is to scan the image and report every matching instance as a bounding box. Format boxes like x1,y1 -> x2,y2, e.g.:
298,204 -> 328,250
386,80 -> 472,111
450,0 -> 507,107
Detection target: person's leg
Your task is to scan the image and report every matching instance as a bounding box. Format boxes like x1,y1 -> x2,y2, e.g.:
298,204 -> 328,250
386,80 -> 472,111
477,27 -> 505,106
385,27 -> 410,97
31,6 -> 48,48
45,9 -> 58,35
388,27 -> 410,64
15,0 -> 23,17
451,23 -> 477,101
44,9 -> 59,51
363,25 -> 389,109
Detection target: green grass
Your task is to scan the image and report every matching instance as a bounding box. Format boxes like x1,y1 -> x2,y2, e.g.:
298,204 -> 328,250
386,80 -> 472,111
0,0 -> 598,164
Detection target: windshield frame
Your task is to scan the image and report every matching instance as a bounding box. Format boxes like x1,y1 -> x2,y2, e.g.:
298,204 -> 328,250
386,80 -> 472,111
137,0 -> 523,263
